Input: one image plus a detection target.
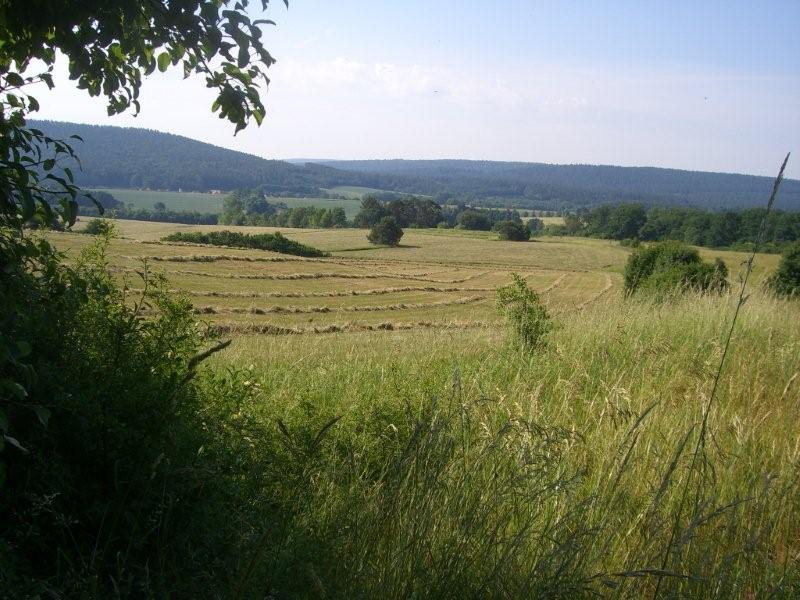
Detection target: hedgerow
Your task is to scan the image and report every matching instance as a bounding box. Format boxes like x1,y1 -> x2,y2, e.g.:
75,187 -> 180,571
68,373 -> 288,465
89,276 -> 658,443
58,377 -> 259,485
162,230 -> 330,257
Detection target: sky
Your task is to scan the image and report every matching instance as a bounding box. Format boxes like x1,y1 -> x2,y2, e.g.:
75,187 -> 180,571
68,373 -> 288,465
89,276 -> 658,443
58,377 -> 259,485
33,0 -> 800,178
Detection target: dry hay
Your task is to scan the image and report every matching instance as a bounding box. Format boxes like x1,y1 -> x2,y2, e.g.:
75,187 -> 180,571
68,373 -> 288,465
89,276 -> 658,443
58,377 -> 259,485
208,319 -> 493,336
191,295 -> 487,316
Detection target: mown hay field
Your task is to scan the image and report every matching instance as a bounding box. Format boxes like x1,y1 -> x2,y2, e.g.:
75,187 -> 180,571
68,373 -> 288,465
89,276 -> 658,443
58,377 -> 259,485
44,218 -> 799,597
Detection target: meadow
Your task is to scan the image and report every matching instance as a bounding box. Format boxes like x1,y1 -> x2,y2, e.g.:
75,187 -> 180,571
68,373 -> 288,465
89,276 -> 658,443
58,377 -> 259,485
92,187 -> 363,217
43,219 -> 799,597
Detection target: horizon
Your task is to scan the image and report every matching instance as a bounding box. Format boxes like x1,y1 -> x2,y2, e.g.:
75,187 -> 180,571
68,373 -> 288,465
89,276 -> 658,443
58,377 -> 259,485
31,117 -> 798,182
32,0 -> 799,179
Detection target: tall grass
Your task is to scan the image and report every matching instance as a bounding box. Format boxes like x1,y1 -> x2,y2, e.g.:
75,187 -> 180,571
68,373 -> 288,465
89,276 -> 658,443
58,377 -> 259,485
204,291 -> 799,597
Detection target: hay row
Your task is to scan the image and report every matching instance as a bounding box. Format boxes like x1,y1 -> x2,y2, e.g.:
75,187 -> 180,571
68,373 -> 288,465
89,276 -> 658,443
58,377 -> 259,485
117,267 -> 487,284
208,319 -> 494,336
576,275 -> 614,310
191,295 -> 487,316
140,254 -> 457,277
540,273 -> 567,293
183,285 -> 496,299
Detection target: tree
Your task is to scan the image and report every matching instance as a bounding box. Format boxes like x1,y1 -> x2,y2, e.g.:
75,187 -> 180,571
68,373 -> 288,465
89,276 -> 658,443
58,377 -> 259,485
767,242 -> 800,297
495,220 -> 530,241
368,216 -> 404,246
153,201 -> 167,212
527,217 -> 545,236
354,196 -> 387,228
1,0 -> 286,229
457,209 -> 492,231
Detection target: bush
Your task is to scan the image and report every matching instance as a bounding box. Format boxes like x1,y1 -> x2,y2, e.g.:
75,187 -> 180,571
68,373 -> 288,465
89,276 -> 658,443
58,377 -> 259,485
82,217 -> 118,236
367,216 -> 404,246
527,217 -> 544,236
456,210 -> 492,231
624,241 -> 729,298
161,230 -> 329,257
0,234 -> 268,596
767,242 -> 800,297
495,220 -> 531,241
496,273 -> 551,351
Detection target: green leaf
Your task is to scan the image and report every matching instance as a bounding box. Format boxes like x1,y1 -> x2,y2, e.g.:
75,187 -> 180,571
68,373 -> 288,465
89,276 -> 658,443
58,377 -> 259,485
5,72 -> 24,87
33,406 -> 51,428
157,52 -> 171,73
15,340 -> 32,358
43,158 -> 55,171
3,435 -> 29,455
0,409 -> 8,433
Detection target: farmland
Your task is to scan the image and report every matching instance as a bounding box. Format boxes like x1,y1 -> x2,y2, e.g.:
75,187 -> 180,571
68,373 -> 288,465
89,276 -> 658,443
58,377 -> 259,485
40,219 -> 800,596
92,187 -> 363,217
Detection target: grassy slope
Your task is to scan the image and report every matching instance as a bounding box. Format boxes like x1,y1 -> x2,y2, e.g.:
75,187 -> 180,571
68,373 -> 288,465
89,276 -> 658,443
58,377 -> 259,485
46,221 -> 799,596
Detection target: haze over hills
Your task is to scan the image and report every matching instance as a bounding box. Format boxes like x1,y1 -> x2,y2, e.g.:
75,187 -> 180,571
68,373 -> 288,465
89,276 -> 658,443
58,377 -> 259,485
32,120 -> 800,212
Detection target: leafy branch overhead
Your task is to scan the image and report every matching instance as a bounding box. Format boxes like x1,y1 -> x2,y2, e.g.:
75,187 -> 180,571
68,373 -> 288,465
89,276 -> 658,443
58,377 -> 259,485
0,0 -> 286,131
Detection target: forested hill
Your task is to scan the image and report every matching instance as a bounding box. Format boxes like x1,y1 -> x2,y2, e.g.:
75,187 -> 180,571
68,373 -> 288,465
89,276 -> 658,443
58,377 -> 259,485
31,120 -> 800,211
321,159 -> 800,211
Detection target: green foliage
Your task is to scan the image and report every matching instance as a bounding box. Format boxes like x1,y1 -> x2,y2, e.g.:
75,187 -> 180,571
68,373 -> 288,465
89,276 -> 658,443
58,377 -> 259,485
496,273 -> 551,351
1,1 -> 286,133
527,217 -> 545,235
577,204 -> 800,251
0,234 -> 290,596
367,216 -> 404,246
495,219 -> 531,241
767,242 -> 800,297
353,196 -> 385,228
82,217 -> 118,237
162,230 -> 329,257
456,209 -> 493,231
624,241 -> 730,298
220,188 -> 349,228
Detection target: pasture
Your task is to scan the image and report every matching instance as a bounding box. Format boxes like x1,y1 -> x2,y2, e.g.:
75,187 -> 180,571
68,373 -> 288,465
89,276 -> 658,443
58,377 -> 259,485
92,187 -> 363,217
44,219 -> 799,597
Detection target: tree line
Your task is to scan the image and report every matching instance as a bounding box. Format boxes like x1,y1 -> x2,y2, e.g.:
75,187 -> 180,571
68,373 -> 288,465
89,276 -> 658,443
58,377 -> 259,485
542,203 -> 800,251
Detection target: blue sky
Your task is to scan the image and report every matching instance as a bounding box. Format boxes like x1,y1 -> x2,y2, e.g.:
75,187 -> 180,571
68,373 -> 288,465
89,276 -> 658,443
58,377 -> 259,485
36,0 -> 800,177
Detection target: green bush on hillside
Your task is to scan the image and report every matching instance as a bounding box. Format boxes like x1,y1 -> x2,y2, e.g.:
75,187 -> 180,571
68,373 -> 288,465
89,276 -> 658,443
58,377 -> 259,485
367,216 -> 404,246
495,219 -> 531,241
496,273 -> 551,350
82,218 -> 118,236
623,241 -> 729,298
162,230 -> 329,257
767,242 -> 800,297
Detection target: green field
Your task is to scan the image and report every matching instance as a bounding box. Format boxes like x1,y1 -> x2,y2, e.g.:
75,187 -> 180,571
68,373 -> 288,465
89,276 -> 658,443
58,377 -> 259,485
43,220 -> 799,597
324,185 -> 432,199
93,187 -> 363,217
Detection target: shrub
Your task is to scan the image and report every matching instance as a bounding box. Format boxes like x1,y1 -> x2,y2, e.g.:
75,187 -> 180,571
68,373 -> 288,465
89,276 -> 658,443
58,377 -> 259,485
367,216 -> 404,246
495,219 -> 531,241
456,210 -> 492,231
767,242 -> 800,297
161,230 -> 329,257
527,217 -> 544,236
0,234 -> 266,596
623,241 -> 729,298
496,273 -> 551,350
82,217 -> 118,237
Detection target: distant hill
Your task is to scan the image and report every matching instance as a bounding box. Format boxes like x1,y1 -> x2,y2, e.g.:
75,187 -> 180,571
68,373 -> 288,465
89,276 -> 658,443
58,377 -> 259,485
321,159 -> 800,211
30,120 -> 799,211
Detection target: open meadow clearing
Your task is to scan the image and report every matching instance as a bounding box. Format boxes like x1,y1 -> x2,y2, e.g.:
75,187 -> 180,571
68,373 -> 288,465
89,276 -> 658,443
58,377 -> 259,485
91,187 -> 364,217
39,219 -> 800,596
